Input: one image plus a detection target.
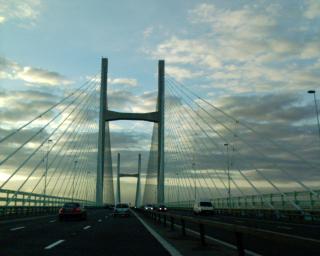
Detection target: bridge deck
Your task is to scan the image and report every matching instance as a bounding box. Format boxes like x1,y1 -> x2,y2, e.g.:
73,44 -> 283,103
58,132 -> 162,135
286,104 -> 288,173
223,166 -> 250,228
0,209 -> 170,256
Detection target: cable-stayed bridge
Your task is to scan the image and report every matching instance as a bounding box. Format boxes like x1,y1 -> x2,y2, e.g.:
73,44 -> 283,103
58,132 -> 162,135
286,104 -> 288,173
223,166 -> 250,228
0,58 -> 319,256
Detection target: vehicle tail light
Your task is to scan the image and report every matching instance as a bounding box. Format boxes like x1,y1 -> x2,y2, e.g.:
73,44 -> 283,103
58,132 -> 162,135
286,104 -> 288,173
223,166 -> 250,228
74,207 -> 81,212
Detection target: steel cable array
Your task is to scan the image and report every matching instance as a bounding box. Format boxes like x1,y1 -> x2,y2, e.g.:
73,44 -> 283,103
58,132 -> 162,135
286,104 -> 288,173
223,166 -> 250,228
0,75 -> 100,206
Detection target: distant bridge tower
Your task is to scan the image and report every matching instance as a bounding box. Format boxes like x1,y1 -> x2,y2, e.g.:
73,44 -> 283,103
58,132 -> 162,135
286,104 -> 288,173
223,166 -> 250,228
96,58 -> 165,206
116,153 -> 142,206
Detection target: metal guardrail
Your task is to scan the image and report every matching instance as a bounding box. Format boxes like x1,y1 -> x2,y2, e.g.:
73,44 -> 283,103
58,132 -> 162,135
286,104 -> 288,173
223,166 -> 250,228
166,207 -> 320,224
137,209 -> 320,256
0,188 -> 96,218
166,189 -> 320,211
0,206 -> 60,218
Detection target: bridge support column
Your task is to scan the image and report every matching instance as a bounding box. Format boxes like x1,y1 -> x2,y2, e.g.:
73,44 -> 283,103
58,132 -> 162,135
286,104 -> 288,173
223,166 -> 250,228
157,60 -> 165,204
116,153 -> 121,204
96,58 -> 108,206
135,154 -> 141,207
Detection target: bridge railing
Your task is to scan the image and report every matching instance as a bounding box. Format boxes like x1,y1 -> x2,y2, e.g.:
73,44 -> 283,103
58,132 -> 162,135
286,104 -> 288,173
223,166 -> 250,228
0,188 -> 96,218
166,189 -> 320,211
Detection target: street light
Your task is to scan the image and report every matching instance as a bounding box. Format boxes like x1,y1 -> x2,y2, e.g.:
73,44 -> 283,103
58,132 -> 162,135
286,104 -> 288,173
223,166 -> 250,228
44,139 -> 52,206
308,90 -> 320,139
72,160 -> 78,202
176,172 -> 180,206
224,143 -> 231,208
192,161 -> 196,201
86,171 -> 91,206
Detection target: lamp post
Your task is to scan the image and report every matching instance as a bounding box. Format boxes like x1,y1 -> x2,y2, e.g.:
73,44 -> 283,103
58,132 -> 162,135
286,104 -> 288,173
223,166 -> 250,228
72,160 -> 78,202
86,171 -> 91,206
224,143 -> 231,208
308,90 -> 320,139
44,139 -> 52,206
176,172 -> 180,206
192,161 -> 196,201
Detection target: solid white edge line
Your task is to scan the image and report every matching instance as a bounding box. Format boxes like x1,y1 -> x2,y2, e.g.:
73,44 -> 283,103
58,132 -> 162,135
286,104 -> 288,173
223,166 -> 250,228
131,211 -> 183,256
83,225 -> 91,230
44,239 -> 65,250
10,226 -> 25,231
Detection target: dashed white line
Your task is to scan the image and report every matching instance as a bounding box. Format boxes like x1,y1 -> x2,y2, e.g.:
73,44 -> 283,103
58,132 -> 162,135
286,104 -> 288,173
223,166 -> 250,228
49,220 -> 56,223
10,226 -> 25,231
105,216 -> 108,219
83,225 -> 91,230
98,219 -> 102,222
44,240 -> 65,250
277,226 -> 292,230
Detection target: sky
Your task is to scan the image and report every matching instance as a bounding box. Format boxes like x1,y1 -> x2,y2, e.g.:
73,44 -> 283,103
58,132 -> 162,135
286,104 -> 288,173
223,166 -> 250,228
1,0 -> 320,204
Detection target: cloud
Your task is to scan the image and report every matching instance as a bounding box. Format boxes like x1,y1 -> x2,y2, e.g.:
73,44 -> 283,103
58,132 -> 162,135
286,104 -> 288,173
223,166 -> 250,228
166,65 -> 203,82
108,77 -> 138,87
304,0 -> 320,19
143,26 -> 154,39
150,36 -> 222,74
0,0 -> 41,27
145,2 -> 320,95
0,57 -> 72,86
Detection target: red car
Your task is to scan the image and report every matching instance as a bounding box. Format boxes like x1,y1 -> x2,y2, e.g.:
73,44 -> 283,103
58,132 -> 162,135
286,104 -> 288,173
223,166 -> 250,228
58,202 -> 87,221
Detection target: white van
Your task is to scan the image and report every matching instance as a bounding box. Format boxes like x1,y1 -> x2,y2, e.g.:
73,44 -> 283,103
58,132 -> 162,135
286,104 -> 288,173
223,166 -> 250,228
193,200 -> 214,215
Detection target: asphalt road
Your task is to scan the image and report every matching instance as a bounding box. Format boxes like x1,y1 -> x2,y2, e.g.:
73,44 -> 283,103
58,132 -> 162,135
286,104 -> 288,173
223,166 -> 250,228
0,209 -> 171,256
163,209 -> 320,255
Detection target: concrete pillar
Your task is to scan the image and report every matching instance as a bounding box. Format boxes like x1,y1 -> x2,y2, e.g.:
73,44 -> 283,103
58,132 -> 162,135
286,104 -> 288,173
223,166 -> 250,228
96,58 -> 108,206
135,154 -> 141,207
116,153 -> 121,204
157,60 -> 165,204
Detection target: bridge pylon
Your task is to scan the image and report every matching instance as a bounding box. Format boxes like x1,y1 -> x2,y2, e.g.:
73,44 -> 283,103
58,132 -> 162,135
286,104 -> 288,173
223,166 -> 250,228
116,153 -> 142,207
96,58 -> 165,205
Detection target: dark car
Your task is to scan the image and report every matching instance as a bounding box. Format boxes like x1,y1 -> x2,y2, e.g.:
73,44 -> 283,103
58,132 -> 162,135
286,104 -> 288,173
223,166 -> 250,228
58,202 -> 87,221
155,204 -> 168,212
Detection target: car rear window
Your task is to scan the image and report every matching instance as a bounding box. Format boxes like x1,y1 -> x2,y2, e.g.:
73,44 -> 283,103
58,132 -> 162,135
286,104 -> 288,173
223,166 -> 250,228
200,202 -> 212,207
64,203 -> 80,208
116,204 -> 129,208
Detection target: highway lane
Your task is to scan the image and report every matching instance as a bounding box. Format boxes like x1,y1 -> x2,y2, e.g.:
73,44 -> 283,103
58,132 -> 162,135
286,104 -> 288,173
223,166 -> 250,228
154,209 -> 320,255
0,209 -> 171,256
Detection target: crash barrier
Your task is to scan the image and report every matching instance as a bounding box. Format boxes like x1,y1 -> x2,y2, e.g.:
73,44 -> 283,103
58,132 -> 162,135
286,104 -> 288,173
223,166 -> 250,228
0,188 -> 97,219
137,209 -> 320,256
166,190 -> 320,212
0,206 -> 60,219
167,207 -> 320,224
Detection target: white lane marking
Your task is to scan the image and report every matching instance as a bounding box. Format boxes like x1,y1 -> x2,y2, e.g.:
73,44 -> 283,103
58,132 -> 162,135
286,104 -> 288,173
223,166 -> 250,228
83,225 -> 91,230
105,216 -> 108,219
132,211 -> 183,256
10,226 -> 25,231
98,219 -> 102,222
44,240 -> 65,250
49,220 -> 56,223
235,220 -> 244,223
1,215 -> 56,225
277,226 -> 292,230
